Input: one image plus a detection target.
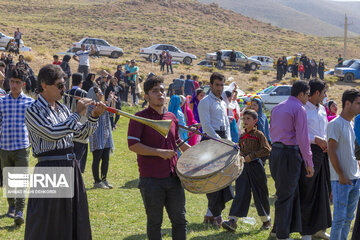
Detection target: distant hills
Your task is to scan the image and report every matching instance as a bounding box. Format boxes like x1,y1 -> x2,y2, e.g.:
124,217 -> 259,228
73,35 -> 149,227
198,0 -> 360,36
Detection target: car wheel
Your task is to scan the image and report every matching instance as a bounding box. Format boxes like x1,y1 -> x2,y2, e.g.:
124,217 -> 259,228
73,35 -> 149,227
183,57 -> 192,65
110,51 -> 121,59
148,54 -> 157,62
250,63 -> 257,71
344,73 -> 354,83
287,65 -> 293,73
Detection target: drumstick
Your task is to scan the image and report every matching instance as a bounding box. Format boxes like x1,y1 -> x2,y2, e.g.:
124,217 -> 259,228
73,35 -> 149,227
179,125 -> 239,150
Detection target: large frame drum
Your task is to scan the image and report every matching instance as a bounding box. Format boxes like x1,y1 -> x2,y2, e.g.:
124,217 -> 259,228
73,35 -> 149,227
176,139 -> 244,194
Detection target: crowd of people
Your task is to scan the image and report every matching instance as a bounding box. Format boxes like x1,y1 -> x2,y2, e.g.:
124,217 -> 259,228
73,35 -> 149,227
0,35 -> 360,240
276,54 -> 326,81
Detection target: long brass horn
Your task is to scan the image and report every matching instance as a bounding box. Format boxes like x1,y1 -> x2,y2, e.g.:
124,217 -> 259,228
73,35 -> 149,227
63,93 -> 172,138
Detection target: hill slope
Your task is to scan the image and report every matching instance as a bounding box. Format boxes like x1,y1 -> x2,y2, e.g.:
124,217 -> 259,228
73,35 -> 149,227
198,0 -> 360,36
1,0 -> 360,63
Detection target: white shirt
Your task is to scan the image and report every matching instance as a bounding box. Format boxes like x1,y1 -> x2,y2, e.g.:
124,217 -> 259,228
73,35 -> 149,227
198,91 -> 231,140
305,101 -> 328,144
75,50 -> 90,66
327,116 -> 360,180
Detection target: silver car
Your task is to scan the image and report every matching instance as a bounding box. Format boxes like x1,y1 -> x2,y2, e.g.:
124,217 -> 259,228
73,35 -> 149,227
0,32 -> 24,49
139,44 -> 197,65
205,50 -> 261,70
71,38 -> 124,58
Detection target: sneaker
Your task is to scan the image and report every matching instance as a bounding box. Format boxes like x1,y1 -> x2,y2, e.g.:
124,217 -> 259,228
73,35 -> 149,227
222,219 -> 237,232
260,220 -> 272,230
94,182 -> 109,189
14,211 -> 24,225
6,206 -> 15,218
313,230 -> 330,240
102,180 -> 113,189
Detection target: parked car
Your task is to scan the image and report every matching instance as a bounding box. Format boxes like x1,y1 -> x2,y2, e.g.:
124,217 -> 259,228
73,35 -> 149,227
70,38 -> 123,58
334,59 -> 360,82
0,32 -> 24,50
205,50 -> 261,70
249,56 -> 274,70
259,85 -> 291,110
139,44 -> 197,65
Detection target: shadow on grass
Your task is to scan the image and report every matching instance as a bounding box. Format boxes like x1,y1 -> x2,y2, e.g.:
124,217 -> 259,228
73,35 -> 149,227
189,228 -> 263,239
0,224 -> 20,231
120,178 -> 139,189
123,228 -> 171,240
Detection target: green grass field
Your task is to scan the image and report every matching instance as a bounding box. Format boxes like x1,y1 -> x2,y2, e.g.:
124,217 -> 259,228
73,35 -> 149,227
0,106 -> 354,240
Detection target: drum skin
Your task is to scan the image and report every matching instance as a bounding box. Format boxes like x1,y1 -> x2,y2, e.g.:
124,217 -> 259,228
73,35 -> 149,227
176,139 -> 244,194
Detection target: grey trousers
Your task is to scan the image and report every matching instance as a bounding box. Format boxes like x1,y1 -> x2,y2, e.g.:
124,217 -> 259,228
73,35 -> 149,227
78,65 -> 89,80
0,148 -> 30,212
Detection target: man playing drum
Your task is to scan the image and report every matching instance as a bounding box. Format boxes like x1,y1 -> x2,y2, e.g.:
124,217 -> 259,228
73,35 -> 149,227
198,72 -> 233,228
127,75 -> 190,240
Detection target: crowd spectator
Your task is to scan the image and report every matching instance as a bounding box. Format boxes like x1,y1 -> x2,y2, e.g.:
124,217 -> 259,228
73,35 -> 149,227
292,61 -> 299,78
14,28 -> 22,49
52,55 -> 61,65
160,50 -> 166,72
87,86 -> 114,189
318,59 -> 325,80
16,55 -> 37,93
310,59 -> 317,78
96,70 -> 111,94
125,59 -> 139,105
60,55 -> 72,89
193,75 -> 200,89
276,57 -> 283,81
173,74 -> 185,95
166,50 -> 173,74
230,50 -> 236,69
282,56 -> 288,77
337,54 -> 344,67
216,50 -> 222,68
82,73 -> 96,92
105,77 -> 123,130
184,74 -> 195,97
73,44 -> 95,80
8,39 -> 19,55
299,61 -> 305,80
325,100 -> 338,122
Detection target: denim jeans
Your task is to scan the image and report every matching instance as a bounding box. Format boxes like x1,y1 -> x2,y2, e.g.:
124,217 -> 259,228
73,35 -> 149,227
139,177 -> 187,240
330,179 -> 360,240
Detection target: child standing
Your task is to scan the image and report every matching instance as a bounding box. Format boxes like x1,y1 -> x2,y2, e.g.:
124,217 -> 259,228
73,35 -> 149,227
299,61 -> 305,80
222,109 -> 272,232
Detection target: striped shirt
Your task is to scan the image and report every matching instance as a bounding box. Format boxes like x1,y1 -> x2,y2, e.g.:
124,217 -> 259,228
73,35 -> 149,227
0,92 -> 34,150
25,94 -> 98,156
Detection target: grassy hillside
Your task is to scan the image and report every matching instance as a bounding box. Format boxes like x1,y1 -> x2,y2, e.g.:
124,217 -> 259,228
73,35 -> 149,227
198,0 -> 360,37
1,0 -> 360,63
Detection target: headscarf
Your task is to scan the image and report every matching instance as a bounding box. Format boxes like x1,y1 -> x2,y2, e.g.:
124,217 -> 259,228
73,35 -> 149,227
190,88 -> 203,123
325,100 -> 337,122
252,98 -> 271,143
168,95 -> 187,141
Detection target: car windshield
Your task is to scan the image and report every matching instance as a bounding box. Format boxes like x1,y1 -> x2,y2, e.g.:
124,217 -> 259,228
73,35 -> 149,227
342,59 -> 355,67
262,86 -> 274,94
350,61 -> 360,69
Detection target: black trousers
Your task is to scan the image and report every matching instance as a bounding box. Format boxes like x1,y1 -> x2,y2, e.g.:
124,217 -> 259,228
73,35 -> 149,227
25,159 -> 91,240
299,145 -> 332,235
276,69 -> 283,80
202,130 -> 234,217
352,198 -> 360,240
139,177 -> 187,240
270,146 -> 302,239
229,159 -> 270,219
92,148 -> 110,183
73,141 -> 88,173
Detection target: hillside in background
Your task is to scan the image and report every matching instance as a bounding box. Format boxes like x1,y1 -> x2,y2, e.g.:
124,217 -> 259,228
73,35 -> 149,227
1,0 -> 360,64
198,0 -> 360,37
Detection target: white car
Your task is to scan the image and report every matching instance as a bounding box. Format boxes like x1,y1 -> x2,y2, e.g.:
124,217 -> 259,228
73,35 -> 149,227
258,85 -> 291,110
249,56 -> 274,70
139,44 -> 197,65
0,32 -> 24,49
70,38 -> 123,58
